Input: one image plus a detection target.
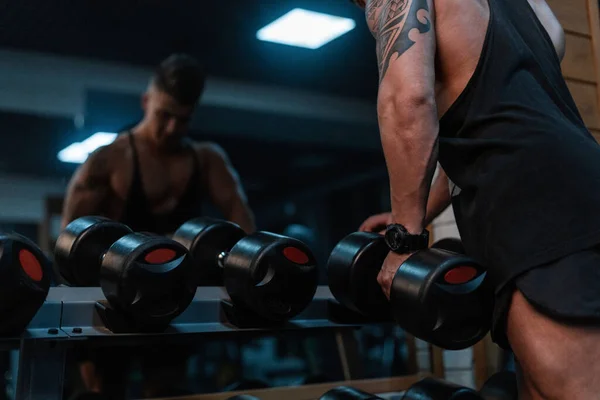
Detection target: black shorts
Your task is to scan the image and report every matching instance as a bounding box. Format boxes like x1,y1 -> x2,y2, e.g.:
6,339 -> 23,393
492,245 -> 600,350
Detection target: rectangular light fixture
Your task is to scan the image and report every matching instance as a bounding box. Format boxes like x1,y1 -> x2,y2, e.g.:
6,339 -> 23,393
257,8 -> 356,49
58,132 -> 118,164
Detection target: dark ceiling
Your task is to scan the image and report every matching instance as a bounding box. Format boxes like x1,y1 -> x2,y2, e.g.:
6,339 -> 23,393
0,0 -> 379,100
0,1 -> 386,201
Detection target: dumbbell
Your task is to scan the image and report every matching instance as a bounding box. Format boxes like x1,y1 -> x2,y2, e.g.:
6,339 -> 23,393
0,232 -> 51,335
403,372 -> 518,400
173,217 -> 318,321
402,378 -> 483,399
327,233 -> 493,349
432,238 -> 465,254
320,386 -> 383,399
55,216 -> 197,327
479,371 -> 517,400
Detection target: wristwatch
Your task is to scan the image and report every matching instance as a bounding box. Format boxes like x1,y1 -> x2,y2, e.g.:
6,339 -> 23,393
384,224 -> 430,254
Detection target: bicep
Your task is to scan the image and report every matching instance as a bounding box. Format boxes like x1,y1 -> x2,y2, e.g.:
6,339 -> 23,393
370,0 -> 436,101
62,157 -> 112,225
203,147 -> 247,205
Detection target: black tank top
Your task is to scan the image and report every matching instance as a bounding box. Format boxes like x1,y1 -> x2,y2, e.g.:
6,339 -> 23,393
438,0 -> 600,293
120,132 -> 204,235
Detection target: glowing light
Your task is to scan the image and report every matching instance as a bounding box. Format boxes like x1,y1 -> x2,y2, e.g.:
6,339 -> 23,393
58,132 -> 117,164
257,9 -> 356,49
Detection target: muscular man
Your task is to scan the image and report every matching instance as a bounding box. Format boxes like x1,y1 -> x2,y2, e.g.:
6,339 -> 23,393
62,54 -> 255,235
61,54 -> 255,398
353,0 -> 600,398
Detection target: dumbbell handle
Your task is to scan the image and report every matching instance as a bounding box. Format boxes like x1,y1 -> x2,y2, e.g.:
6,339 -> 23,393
217,251 -> 229,268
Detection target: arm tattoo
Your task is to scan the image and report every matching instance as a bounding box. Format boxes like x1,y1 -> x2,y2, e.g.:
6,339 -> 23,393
367,0 -> 383,29
369,0 -> 432,80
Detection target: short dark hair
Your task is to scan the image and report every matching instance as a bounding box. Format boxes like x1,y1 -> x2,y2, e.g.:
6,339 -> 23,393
152,54 -> 206,105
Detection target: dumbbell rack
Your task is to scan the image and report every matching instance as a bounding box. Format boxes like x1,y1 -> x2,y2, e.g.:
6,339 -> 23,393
12,286 -> 375,400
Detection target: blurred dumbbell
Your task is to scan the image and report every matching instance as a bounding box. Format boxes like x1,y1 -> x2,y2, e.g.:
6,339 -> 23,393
55,216 -> 197,328
327,233 -> 492,350
0,232 -> 50,335
173,217 -> 318,321
403,378 -> 483,399
478,371 -> 517,400
320,386 -> 383,399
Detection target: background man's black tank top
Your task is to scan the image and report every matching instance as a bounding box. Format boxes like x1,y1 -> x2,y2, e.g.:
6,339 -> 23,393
438,0 -> 600,293
119,132 -> 204,235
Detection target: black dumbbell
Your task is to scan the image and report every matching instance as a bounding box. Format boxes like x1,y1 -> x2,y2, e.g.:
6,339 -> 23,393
432,238 -> 466,254
327,233 -> 493,350
478,371 -> 518,400
403,378 -> 483,399
55,216 -> 197,327
320,386 -> 383,399
0,232 -> 51,335
173,217 -> 318,322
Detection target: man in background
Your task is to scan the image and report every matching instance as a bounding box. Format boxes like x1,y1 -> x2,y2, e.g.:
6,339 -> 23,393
61,53 -> 255,235
61,54 -> 255,398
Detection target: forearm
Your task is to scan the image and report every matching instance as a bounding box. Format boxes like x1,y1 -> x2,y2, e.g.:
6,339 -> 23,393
226,198 -> 256,233
61,191 -> 111,229
424,167 -> 451,226
379,98 -> 439,234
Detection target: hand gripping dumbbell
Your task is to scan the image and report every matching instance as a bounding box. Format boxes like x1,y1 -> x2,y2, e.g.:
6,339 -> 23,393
327,232 -> 493,350
55,216 -> 197,328
0,232 -> 51,335
173,217 -> 318,322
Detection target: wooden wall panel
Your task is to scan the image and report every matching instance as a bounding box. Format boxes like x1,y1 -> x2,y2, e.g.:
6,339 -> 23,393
586,0 -> 600,90
566,80 -> 600,129
547,0 -> 590,35
549,0 -> 600,139
562,34 -> 596,83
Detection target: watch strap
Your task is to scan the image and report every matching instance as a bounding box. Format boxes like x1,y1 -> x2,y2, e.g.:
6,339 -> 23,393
385,224 -> 430,253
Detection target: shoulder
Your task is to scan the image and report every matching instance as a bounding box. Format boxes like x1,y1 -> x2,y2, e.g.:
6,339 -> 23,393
83,134 -> 130,173
192,141 -> 231,164
193,141 -> 227,156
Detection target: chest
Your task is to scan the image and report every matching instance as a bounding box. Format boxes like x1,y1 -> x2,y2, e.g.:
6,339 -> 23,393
113,147 -> 199,209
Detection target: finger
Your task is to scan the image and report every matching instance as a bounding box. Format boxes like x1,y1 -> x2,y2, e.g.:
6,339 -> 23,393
382,284 -> 391,300
359,223 -> 374,232
360,214 -> 388,232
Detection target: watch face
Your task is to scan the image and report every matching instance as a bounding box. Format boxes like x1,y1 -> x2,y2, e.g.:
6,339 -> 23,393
385,225 -> 407,251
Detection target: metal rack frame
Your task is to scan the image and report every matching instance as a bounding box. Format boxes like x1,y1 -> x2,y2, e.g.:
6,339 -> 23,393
10,286 -> 411,399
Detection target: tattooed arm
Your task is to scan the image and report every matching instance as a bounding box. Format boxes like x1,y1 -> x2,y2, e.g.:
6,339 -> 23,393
61,146 -> 116,229
366,0 -> 438,235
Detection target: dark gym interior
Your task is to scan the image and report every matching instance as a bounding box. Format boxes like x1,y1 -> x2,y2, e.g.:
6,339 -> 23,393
0,0 -> 597,399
